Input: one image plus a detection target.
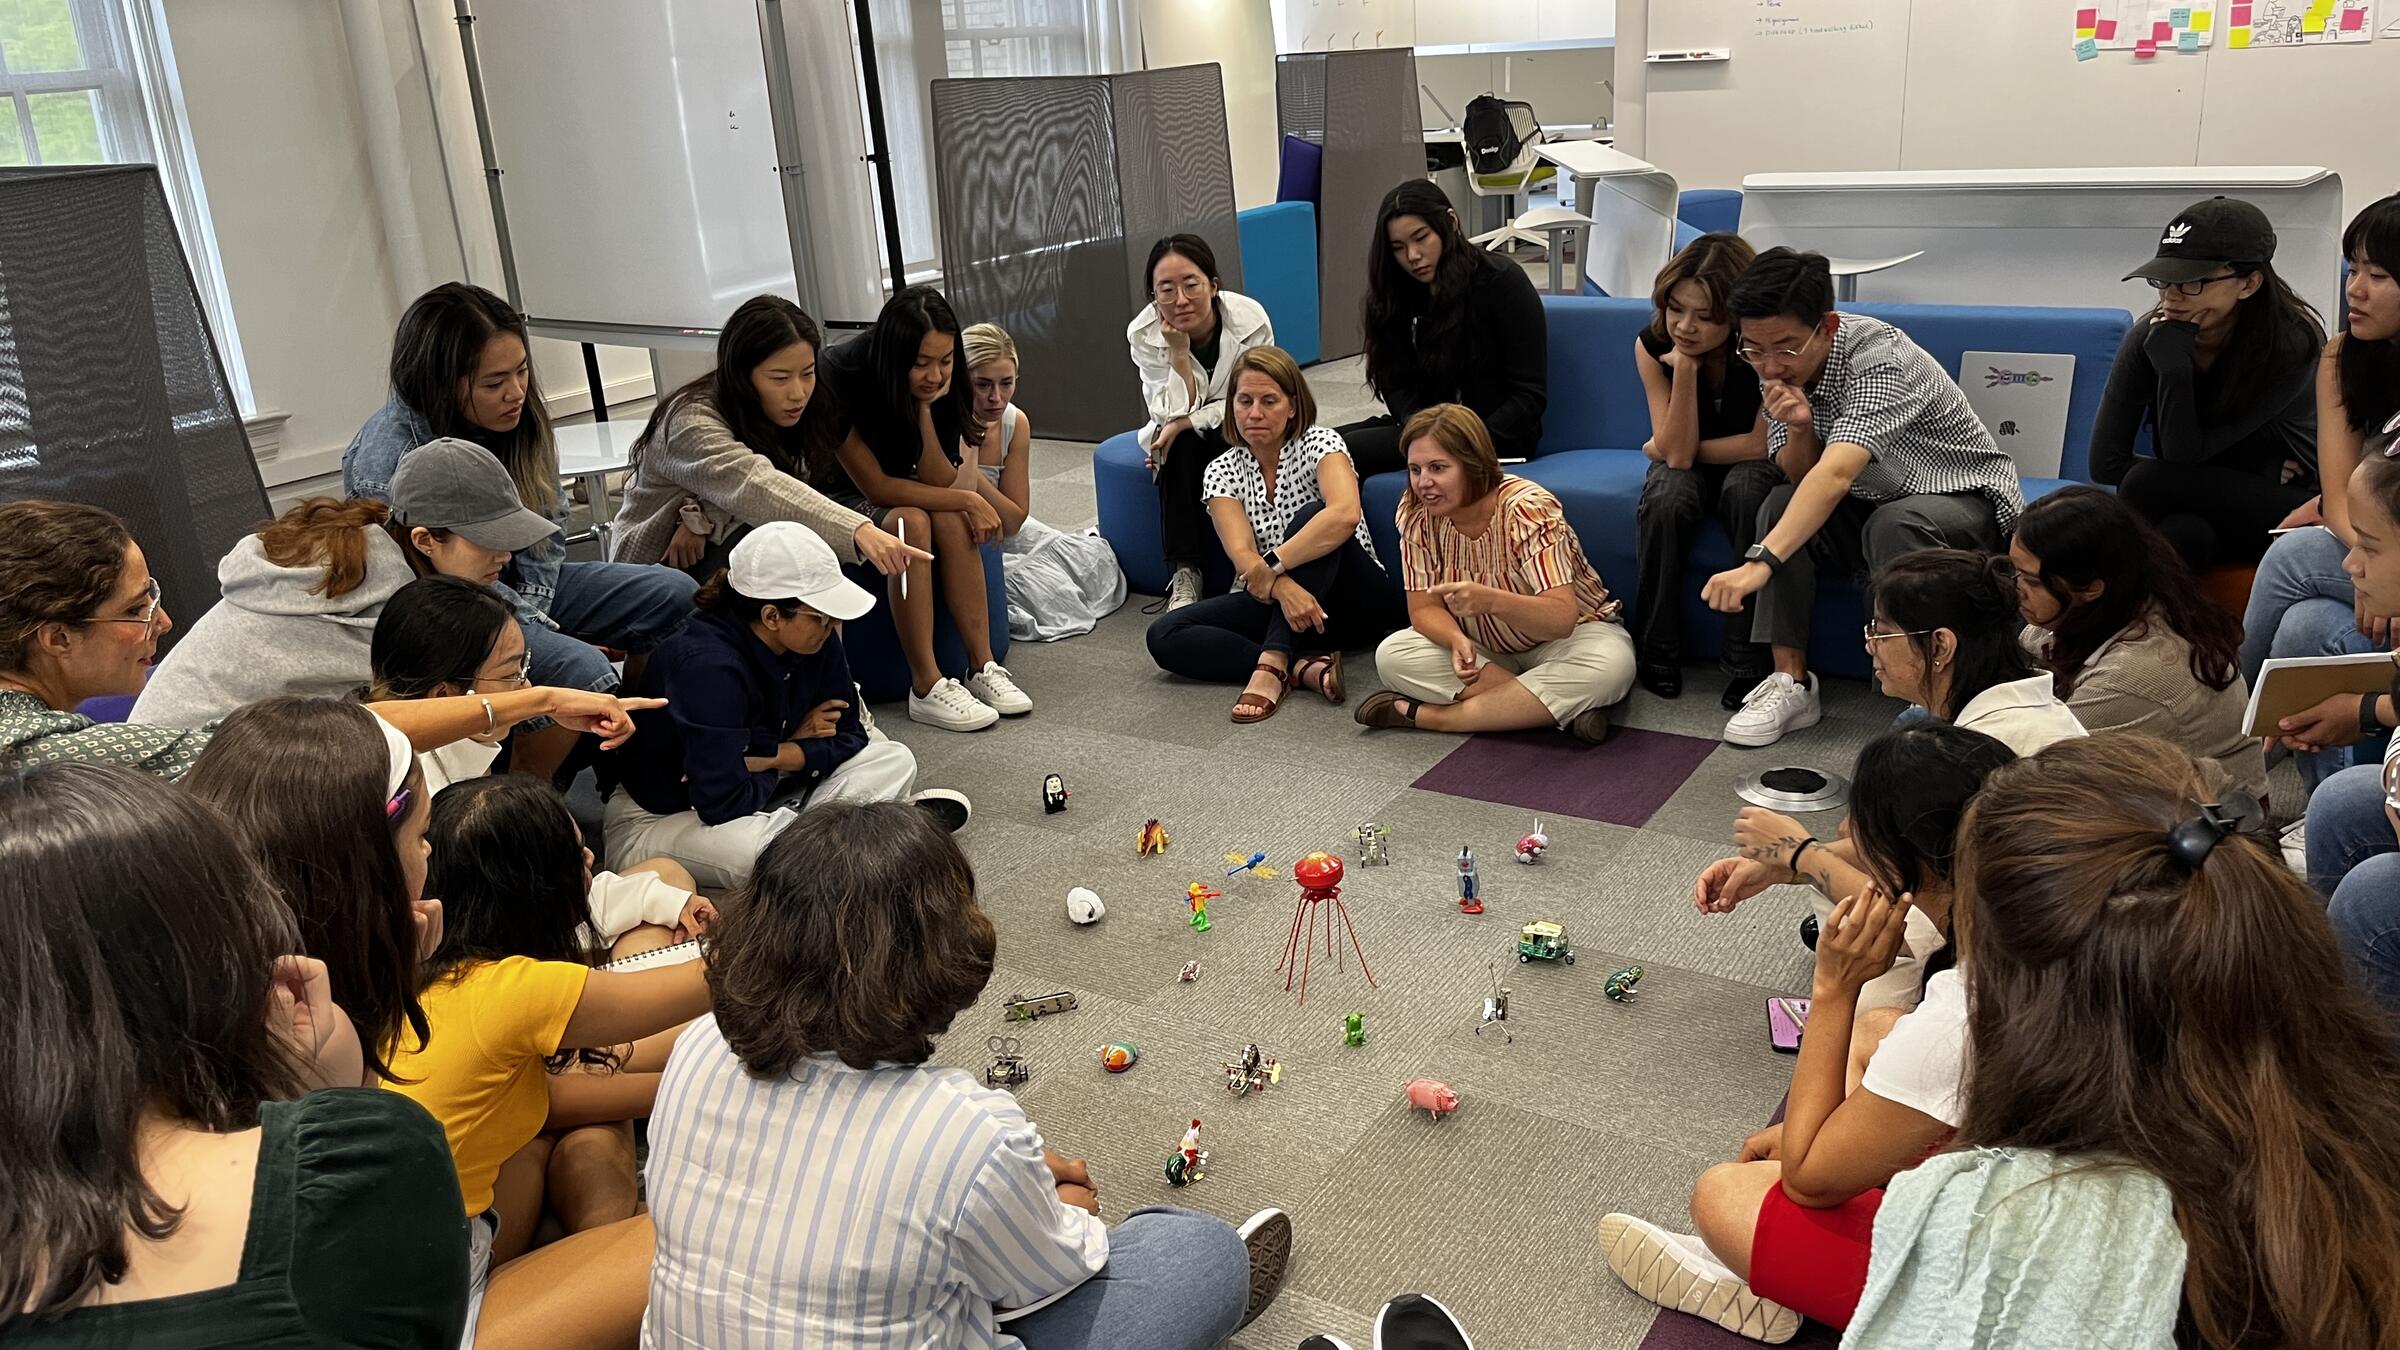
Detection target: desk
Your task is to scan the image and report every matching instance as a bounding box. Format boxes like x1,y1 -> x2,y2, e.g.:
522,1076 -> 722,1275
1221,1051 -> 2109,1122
554,419 -> 647,549
1535,140 -> 1679,300
1740,166 -> 2344,318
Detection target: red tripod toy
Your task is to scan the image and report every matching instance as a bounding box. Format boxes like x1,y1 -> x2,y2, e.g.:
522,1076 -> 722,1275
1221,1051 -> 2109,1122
1277,851 -> 1377,1005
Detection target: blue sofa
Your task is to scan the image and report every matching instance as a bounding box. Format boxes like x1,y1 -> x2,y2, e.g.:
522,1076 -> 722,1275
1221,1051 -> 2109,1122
1238,201 -> 1321,366
1093,296 -> 2130,680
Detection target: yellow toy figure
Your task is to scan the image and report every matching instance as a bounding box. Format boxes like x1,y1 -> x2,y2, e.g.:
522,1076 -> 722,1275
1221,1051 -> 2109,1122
1137,819 -> 1172,856
1186,881 -> 1219,932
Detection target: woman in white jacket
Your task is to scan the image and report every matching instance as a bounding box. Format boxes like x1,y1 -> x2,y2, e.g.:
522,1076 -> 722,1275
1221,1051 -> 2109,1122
1128,234 -> 1274,610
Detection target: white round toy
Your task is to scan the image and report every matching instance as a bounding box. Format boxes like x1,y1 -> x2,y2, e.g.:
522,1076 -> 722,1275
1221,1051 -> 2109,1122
1066,886 -> 1107,925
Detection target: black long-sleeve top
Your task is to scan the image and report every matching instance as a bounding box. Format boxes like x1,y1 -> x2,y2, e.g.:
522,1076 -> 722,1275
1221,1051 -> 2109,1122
2088,317 -> 2317,487
1370,249 -> 1550,456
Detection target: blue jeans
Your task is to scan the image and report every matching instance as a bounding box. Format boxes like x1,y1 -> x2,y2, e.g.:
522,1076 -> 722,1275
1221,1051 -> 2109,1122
1007,1206 -> 1248,1350
2306,763 -> 2397,898
2243,527 -> 2388,791
523,560 -> 699,693
2313,765 -> 2400,1011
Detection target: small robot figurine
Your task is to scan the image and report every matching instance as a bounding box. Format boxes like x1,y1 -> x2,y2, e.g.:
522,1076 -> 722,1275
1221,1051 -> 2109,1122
1354,821 -> 1390,866
1223,1042 -> 1283,1096
1475,961 -> 1512,1042
1166,1118 -> 1209,1187
985,1036 -> 1030,1089
1042,774 -> 1069,813
1137,819 -> 1172,856
1515,820 -> 1549,865
1606,964 -> 1646,1002
1456,846 -> 1484,915
1185,881 -> 1219,933
1343,1011 -> 1366,1046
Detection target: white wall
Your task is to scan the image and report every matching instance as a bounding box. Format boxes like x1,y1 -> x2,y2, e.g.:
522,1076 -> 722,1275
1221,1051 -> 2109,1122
1416,46 -> 1613,128
1140,0 -> 1282,209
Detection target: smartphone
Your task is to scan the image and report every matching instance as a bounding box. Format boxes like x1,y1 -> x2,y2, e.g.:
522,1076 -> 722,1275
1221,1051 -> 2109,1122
1767,996 -> 1810,1053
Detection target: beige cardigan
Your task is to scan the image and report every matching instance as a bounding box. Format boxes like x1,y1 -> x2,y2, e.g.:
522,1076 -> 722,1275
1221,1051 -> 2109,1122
611,397 -> 869,567
2028,614 -> 2268,799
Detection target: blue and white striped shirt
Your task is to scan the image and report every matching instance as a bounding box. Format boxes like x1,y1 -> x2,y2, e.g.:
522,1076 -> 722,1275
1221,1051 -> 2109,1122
642,1016 -> 1110,1350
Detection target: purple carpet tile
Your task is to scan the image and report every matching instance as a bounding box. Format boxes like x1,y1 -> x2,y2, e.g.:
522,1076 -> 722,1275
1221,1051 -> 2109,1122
1638,1310 -> 1841,1350
1409,727 -> 1718,827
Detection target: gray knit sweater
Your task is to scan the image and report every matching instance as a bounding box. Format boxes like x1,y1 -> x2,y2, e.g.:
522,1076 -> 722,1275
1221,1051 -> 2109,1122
612,397 -> 870,568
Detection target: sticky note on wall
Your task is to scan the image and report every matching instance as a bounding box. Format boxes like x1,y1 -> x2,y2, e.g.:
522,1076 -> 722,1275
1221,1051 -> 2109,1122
2229,25 -> 2251,43
2343,6 -> 2366,28
2304,13 -> 2326,29
2191,9 -> 2212,29
2169,5 -> 2191,23
2136,37 -> 2159,54
2076,5 -> 2098,24
2178,28 -> 2200,47
2229,2 -> 2250,21
2076,35 -> 2100,57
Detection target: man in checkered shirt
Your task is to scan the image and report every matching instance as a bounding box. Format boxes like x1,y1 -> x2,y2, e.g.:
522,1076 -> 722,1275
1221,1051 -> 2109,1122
1699,247 -> 2025,748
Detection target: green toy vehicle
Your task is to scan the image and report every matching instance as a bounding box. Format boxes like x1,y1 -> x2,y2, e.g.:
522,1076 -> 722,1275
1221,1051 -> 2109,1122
1516,920 -> 1575,964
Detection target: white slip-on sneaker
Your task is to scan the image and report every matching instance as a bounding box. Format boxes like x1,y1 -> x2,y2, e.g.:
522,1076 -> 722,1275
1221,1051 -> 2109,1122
1597,1214 -> 1800,1344
909,789 -> 971,833
1298,1339 -> 1357,1350
1722,672 -> 1821,749
1168,566 -> 1204,611
966,661 -> 1033,716
1235,1207 -> 1293,1330
908,677 -> 999,731
2280,818 -> 2308,874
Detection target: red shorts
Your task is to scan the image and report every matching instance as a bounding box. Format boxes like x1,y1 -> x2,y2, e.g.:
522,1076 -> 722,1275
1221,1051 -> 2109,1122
1744,1183 -> 1884,1329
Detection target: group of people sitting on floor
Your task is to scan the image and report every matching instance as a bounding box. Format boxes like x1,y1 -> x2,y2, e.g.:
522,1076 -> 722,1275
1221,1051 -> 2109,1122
2,170 -> 2400,1350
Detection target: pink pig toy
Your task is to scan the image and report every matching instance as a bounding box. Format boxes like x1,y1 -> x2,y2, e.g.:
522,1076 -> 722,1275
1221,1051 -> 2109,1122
1403,1078 -> 1460,1121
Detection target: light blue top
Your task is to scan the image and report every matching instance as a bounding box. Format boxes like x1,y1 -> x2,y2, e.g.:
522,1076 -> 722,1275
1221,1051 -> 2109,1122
1842,1147 -> 2185,1350
342,395 -> 562,628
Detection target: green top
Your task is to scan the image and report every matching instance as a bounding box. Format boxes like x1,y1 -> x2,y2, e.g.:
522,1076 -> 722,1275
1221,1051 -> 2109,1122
0,689 -> 213,781
3,1090 -> 470,1349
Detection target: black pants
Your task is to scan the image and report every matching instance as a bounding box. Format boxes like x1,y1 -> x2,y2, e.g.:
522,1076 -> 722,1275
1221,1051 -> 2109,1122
1145,501 -> 1404,683
2117,456 -> 2316,572
1334,417 -> 1407,479
1632,458 -> 1784,674
1155,426 -> 1228,570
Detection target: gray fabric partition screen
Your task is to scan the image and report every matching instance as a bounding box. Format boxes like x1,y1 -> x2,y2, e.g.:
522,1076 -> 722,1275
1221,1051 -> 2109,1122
1276,49 -> 1426,363
0,165 -> 267,648
930,65 -> 1243,443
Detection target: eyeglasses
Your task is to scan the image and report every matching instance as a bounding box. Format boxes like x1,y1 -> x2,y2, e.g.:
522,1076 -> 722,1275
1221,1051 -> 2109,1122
84,576 -> 162,637
1153,278 -> 1210,302
1861,625 -> 1933,645
1734,328 -> 1825,367
471,653 -> 534,691
2144,270 -> 2250,297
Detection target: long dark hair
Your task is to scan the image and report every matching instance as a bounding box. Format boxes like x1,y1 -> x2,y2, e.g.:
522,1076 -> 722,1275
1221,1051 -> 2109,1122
0,763 -> 304,1325
1847,723 -> 2016,900
2338,192 -> 2400,437
367,576 -> 517,701
864,284 -> 980,444
1871,548 -> 2037,720
2144,257 -> 2323,417
1954,734 -> 2400,1350
2016,486 -> 2241,696
637,295 -> 841,486
1645,231 -> 1757,353
423,776 -> 617,1070
1362,179 -> 1480,411
709,801 -> 995,1075
184,698 -> 429,1082
388,282 -> 558,515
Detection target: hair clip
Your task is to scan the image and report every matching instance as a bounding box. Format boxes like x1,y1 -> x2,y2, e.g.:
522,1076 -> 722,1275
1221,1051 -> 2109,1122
2165,792 -> 2263,870
385,787 -> 413,824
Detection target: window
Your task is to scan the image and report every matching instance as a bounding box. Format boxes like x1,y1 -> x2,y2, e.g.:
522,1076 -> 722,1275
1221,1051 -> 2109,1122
0,0 -> 253,412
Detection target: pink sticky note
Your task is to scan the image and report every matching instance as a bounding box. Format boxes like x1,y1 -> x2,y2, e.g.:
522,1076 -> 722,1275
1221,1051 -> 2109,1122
2342,7 -> 2366,27
2098,16 -> 2120,34
2076,6 -> 2098,24
2229,3 -> 2250,21
2153,19 -> 2173,38
2136,37 -> 2158,53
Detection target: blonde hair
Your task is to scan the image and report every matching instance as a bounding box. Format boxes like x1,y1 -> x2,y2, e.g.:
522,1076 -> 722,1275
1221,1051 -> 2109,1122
1223,346 -> 1316,446
961,322 -> 1017,372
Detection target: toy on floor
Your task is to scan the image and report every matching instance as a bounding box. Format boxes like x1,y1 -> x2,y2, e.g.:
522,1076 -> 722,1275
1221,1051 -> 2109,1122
985,1036 -> 1030,1089
1516,920 -> 1574,964
1455,846 -> 1483,915
1004,990 -> 1079,1022
1354,821 -> 1390,866
1097,1041 -> 1140,1072
1137,819 -> 1172,856
1343,1012 -> 1365,1046
1224,850 -> 1277,878
1184,881 -> 1219,933
1404,1078 -> 1460,1122
1222,1042 -> 1283,1096
1514,820 -> 1548,865
1042,774 -> 1069,813
1476,961 -> 1512,1042
1606,965 -> 1645,1002
1179,959 -> 1201,982
1166,1118 -> 1208,1186
1277,851 -> 1379,1005
1065,886 -> 1106,925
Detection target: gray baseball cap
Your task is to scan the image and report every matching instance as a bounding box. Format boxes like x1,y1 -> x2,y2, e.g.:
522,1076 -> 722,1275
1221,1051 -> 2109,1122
388,438 -> 559,553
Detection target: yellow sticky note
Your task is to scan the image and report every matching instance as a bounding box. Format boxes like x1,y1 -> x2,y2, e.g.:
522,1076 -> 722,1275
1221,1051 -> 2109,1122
2192,9 -> 2211,28
2304,13 -> 2327,29
2229,25 -> 2251,43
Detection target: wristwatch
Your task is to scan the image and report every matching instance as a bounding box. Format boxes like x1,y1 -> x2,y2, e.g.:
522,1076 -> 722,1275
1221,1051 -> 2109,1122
1262,549 -> 1287,576
1743,544 -> 1785,573
2362,692 -> 2386,735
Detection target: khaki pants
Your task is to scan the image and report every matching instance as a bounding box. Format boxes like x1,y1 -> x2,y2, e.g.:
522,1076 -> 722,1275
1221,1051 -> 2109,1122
1374,621 -> 1636,725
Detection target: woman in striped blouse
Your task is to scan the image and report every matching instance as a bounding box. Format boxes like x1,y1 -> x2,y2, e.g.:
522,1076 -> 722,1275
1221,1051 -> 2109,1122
1356,405 -> 1635,742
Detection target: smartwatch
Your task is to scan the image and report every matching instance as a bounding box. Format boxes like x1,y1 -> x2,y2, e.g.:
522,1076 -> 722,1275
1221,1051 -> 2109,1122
2363,692 -> 2387,735
1743,544 -> 1785,573
1262,549 -> 1287,576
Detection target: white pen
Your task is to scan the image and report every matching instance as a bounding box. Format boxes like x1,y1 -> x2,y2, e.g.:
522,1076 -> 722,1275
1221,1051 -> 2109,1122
897,517 -> 908,600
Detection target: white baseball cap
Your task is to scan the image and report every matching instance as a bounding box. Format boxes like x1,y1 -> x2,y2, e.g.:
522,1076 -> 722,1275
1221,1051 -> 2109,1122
727,522 -> 876,622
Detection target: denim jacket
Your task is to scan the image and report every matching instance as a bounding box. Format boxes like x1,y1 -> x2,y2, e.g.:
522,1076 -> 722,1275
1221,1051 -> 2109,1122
342,396 -> 564,628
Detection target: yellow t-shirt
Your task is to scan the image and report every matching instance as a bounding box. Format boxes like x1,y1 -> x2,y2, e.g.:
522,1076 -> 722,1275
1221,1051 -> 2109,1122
384,956 -> 589,1216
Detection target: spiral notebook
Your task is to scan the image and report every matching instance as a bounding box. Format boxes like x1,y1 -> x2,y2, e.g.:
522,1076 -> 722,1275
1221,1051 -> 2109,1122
595,940 -> 703,973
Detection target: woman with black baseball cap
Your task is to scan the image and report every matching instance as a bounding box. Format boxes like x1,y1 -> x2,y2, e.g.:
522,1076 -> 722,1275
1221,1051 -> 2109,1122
2090,195 -> 2325,573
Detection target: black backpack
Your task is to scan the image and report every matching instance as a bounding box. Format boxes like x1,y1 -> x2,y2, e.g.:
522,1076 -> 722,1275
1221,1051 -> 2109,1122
1462,94 -> 1530,176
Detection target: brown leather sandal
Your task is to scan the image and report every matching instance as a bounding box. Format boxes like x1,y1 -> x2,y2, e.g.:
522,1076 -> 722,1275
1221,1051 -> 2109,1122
1352,689 -> 1420,729
1231,662 -> 1292,724
1292,652 -> 1345,704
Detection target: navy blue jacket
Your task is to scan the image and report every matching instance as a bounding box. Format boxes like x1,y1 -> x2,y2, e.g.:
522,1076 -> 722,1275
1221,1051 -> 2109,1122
615,608 -> 866,826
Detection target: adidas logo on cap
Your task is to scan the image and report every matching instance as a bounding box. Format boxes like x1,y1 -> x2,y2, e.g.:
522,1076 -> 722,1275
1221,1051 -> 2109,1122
2162,221 -> 2193,245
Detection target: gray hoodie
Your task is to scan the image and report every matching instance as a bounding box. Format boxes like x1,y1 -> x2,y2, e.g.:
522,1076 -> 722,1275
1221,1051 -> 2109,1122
132,526 -> 417,729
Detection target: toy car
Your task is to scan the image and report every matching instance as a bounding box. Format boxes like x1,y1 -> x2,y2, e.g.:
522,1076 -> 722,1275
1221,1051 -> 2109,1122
1516,920 -> 1575,964
1003,990 -> 1078,1021
985,1036 -> 1030,1088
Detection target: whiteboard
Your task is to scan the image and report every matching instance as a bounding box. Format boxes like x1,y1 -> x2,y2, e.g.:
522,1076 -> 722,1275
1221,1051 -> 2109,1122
1645,0 -> 2400,226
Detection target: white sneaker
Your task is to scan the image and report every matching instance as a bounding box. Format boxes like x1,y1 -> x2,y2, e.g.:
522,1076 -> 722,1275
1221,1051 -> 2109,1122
854,682 -> 882,741
908,677 -> 999,731
1598,1214 -> 1800,1344
910,788 -> 972,832
1167,566 -> 1204,611
966,661 -> 1032,716
1722,672 -> 1821,748
2280,819 -> 2308,874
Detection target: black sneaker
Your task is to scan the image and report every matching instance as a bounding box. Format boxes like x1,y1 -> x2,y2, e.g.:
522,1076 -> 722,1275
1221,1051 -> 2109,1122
909,789 -> 971,833
1238,1207 -> 1293,1329
1378,1293 -> 1474,1350
1637,662 -> 1682,699
1720,670 -> 1769,711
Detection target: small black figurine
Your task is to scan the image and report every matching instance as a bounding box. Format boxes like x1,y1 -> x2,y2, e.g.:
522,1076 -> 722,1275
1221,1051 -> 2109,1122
1042,773 -> 1069,813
